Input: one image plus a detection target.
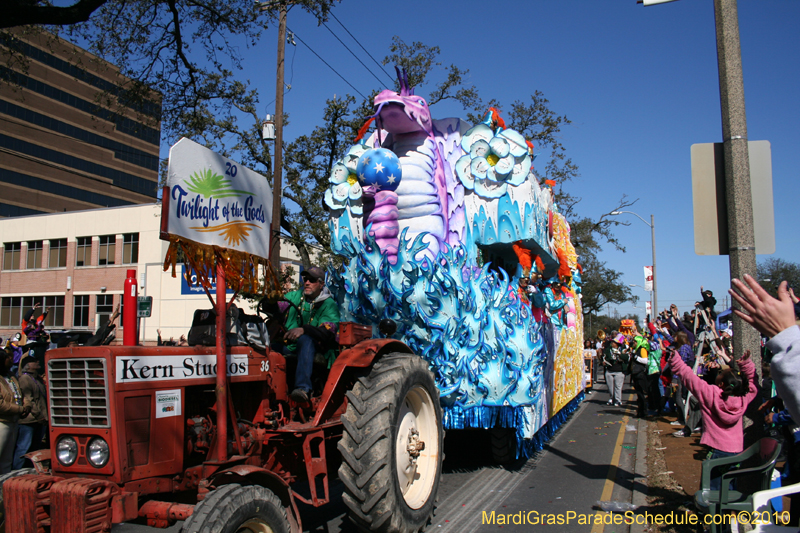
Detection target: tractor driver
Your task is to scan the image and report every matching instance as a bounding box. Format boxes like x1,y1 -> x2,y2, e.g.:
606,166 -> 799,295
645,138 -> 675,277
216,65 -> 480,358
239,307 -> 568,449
278,266 -> 340,403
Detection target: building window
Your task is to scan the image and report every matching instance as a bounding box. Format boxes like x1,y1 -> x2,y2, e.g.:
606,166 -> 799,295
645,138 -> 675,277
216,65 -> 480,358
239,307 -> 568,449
27,240 -> 43,269
122,233 -> 139,264
0,297 -> 22,327
3,242 -> 21,271
49,238 -> 67,268
98,235 -> 115,266
18,296 -> 65,328
96,294 -> 114,329
0,296 -> 64,328
75,237 -> 91,267
42,295 -> 65,328
73,295 -> 90,328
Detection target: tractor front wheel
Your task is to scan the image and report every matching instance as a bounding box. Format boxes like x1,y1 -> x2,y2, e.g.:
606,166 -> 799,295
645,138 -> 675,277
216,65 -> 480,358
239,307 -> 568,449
339,352 -> 443,533
181,484 -> 291,533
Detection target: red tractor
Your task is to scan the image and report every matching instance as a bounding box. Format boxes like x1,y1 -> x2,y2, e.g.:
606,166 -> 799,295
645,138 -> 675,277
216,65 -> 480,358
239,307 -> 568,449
0,321 -> 443,533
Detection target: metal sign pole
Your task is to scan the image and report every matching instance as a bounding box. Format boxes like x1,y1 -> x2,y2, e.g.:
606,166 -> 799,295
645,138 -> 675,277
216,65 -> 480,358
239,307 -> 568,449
215,257 -> 228,463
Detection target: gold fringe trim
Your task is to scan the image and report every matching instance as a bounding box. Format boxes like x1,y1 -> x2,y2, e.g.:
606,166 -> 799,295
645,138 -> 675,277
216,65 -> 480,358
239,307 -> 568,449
163,236 -> 283,300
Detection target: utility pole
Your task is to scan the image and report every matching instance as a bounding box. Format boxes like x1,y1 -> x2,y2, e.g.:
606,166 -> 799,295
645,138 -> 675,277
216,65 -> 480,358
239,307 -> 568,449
266,1 -> 287,269
713,0 -> 758,364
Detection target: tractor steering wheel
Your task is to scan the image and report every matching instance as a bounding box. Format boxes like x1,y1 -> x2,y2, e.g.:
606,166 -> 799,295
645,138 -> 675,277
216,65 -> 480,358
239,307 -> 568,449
257,297 -> 302,342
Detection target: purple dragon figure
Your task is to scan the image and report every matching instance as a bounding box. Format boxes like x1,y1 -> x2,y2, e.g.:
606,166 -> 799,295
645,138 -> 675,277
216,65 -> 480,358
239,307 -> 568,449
363,67 -> 468,261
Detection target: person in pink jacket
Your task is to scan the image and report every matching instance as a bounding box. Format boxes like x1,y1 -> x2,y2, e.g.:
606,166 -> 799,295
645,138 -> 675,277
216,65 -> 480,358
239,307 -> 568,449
668,348 -> 758,489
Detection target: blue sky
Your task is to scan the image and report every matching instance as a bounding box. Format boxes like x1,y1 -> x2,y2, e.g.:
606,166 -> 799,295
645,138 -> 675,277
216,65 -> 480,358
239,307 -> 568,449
188,0 -> 800,319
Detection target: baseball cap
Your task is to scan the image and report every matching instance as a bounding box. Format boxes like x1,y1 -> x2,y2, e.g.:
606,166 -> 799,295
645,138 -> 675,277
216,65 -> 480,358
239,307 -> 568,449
301,266 -> 325,282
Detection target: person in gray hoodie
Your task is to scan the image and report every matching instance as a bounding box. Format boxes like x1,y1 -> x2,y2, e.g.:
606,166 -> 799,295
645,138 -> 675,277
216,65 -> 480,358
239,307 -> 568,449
729,274 -> 800,422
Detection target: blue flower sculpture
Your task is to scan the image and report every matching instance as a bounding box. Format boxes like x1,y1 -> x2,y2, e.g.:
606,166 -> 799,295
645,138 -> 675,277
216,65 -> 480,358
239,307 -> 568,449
455,113 -> 532,199
324,142 -> 370,215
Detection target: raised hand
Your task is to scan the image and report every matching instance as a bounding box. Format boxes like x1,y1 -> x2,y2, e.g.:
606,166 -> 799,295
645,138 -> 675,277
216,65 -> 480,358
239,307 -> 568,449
759,398 -> 775,412
790,287 -> 799,305
729,275 -> 796,338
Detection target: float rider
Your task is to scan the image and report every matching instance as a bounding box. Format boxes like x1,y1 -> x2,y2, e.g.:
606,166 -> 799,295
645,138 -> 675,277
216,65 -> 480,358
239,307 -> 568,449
280,266 -> 340,403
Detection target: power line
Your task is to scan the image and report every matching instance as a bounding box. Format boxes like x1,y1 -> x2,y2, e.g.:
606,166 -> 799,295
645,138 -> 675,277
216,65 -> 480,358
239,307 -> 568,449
329,11 -> 395,86
320,21 -> 387,89
287,27 -> 368,100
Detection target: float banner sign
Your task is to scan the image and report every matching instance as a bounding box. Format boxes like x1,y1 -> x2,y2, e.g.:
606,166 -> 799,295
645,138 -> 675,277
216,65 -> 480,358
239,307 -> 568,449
166,137 -> 273,258
644,266 -> 653,292
645,301 -> 652,316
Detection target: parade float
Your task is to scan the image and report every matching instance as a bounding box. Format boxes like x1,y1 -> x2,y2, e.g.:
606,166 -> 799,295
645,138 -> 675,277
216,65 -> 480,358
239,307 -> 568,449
326,69 -> 585,458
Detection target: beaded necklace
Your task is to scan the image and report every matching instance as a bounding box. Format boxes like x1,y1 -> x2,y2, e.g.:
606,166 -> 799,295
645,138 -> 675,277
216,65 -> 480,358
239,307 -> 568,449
1,375 -> 22,407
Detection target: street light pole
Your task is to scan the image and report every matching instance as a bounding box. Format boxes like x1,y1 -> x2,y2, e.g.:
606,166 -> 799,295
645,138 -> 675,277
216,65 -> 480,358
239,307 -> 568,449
612,210 -> 657,317
629,283 -> 653,319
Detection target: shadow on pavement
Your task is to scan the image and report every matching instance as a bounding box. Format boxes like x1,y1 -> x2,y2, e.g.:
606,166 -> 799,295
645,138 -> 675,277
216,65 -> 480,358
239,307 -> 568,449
542,443 -> 642,491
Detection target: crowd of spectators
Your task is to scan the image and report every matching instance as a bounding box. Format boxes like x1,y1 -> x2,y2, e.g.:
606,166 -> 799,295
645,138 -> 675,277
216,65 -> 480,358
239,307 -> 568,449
588,277 -> 800,522
0,301 -> 123,474
591,287 -> 732,426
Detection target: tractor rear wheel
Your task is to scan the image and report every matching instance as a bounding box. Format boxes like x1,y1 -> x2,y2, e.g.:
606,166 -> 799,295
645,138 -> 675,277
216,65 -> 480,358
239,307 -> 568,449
0,468 -> 36,532
181,484 -> 290,533
338,352 -> 443,533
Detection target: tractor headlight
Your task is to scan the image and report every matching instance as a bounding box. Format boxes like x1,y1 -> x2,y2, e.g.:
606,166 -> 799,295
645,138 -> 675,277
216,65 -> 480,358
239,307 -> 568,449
86,437 -> 110,468
56,436 -> 78,466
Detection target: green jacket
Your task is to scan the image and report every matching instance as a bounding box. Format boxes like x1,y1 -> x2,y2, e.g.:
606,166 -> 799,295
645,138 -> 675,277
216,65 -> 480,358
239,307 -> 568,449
284,288 -> 340,366
648,346 -> 662,375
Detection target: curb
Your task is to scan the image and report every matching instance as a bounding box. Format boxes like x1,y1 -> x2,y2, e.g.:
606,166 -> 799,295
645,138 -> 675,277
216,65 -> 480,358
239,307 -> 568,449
630,416 -> 649,533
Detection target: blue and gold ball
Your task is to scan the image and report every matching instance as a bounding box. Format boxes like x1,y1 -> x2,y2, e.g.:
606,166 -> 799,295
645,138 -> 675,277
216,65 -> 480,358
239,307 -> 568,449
356,148 -> 402,192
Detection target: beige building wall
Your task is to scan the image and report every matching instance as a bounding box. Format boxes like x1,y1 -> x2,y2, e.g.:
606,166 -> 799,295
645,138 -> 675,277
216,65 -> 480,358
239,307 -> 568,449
0,204 -> 305,344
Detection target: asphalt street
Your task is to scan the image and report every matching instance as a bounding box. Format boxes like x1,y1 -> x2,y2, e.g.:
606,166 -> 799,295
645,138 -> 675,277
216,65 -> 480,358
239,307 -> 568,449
115,377 -> 646,533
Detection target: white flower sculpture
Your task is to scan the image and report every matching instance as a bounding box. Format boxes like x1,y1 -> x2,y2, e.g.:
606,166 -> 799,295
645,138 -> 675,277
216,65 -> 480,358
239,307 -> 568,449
324,143 -> 370,215
455,117 -> 532,199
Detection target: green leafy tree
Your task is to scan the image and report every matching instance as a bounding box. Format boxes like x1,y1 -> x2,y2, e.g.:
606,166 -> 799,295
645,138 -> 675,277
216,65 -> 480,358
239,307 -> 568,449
757,258 -> 800,299
568,199 -> 639,317
282,94 -> 367,266
2,0 -> 339,145
383,36 -> 481,110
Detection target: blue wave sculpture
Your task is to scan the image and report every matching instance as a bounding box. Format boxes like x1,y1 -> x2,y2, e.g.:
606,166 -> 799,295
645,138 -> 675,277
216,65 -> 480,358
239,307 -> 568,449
326,69 -> 584,457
